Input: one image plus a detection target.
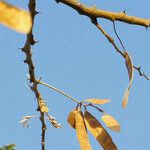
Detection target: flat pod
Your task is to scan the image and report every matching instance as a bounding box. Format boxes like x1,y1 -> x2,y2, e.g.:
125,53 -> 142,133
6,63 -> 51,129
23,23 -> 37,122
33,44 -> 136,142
75,110 -> 92,150
84,111 -> 117,150
101,114 -> 121,132
67,109 -> 78,129
0,1 -> 32,33
122,51 -> 134,108
83,98 -> 110,105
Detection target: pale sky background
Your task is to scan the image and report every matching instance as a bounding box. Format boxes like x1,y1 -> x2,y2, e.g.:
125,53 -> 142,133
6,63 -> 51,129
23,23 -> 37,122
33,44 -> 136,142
0,0 -> 150,150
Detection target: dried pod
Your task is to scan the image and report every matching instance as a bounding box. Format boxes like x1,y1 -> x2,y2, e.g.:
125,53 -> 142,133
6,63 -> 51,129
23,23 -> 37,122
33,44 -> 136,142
122,51 -> 134,108
75,109 -> 92,150
83,98 -> 110,105
84,111 -> 117,150
0,1 -> 32,33
101,114 -> 121,132
67,109 -> 78,129
46,114 -> 62,128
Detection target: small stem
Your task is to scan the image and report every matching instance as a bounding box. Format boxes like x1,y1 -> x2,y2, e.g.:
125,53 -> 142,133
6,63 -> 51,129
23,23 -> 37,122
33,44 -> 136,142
134,66 -> 150,80
40,112 -> 46,150
87,103 -> 105,114
38,80 -> 80,104
113,21 -> 126,51
91,18 -> 125,57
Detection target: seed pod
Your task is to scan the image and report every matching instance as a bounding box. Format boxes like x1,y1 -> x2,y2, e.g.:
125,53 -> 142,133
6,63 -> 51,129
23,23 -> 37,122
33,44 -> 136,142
101,114 -> 121,132
67,109 -> 78,129
75,109 -> 92,150
0,1 -> 32,33
83,98 -> 110,105
84,111 -> 117,150
122,51 -> 134,108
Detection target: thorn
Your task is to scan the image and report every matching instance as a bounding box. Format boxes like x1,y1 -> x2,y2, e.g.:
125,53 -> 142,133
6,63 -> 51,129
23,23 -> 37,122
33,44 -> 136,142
92,5 -> 97,10
138,66 -> 141,70
123,9 -> 126,14
35,10 -> 40,15
20,43 -> 30,51
24,83 -> 31,90
19,47 -> 27,52
29,85 -> 33,90
55,0 -> 60,3
37,107 -> 40,112
23,59 -> 28,63
26,74 -> 30,79
20,47 -> 25,51
39,77 -> 42,81
31,40 -> 39,46
18,47 -> 23,50
30,39 -> 36,45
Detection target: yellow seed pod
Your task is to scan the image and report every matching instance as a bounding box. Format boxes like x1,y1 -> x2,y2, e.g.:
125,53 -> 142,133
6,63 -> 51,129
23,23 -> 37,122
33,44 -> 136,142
101,114 -> 121,132
67,109 -> 78,129
0,1 -> 32,33
84,111 -> 117,150
75,110 -> 92,150
83,98 -> 110,105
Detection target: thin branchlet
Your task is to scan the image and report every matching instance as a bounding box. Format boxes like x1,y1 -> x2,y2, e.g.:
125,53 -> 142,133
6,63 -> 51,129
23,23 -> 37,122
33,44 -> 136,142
37,80 -> 80,104
113,21 -> 126,51
134,66 -> 150,80
91,18 -> 125,57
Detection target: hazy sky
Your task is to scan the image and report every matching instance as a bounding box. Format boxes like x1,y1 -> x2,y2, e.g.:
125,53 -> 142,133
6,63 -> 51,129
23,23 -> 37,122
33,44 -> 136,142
0,0 -> 150,150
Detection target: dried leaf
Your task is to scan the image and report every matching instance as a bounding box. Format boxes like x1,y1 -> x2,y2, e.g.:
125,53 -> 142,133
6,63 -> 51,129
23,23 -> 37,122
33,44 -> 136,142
75,109 -> 92,150
38,98 -> 49,113
0,1 -> 32,33
67,109 -> 78,129
101,114 -> 121,132
20,116 -> 34,128
122,51 -> 134,108
46,113 -> 62,128
84,111 -> 117,150
84,98 -> 110,105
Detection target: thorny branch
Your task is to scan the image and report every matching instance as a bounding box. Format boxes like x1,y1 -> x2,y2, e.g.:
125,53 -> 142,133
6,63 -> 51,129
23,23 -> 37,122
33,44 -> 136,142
55,0 -> 150,80
19,0 -> 150,149
21,1 -> 47,150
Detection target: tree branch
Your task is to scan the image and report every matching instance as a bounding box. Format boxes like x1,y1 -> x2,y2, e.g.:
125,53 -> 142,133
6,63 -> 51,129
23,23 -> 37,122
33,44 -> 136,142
134,66 -> 150,80
21,1 -> 47,150
55,0 -> 150,80
56,0 -> 150,28
91,18 -> 125,57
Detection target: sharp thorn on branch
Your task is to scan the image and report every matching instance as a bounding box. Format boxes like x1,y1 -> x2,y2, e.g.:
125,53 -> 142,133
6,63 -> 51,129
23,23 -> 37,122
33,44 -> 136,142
123,9 -> 126,14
